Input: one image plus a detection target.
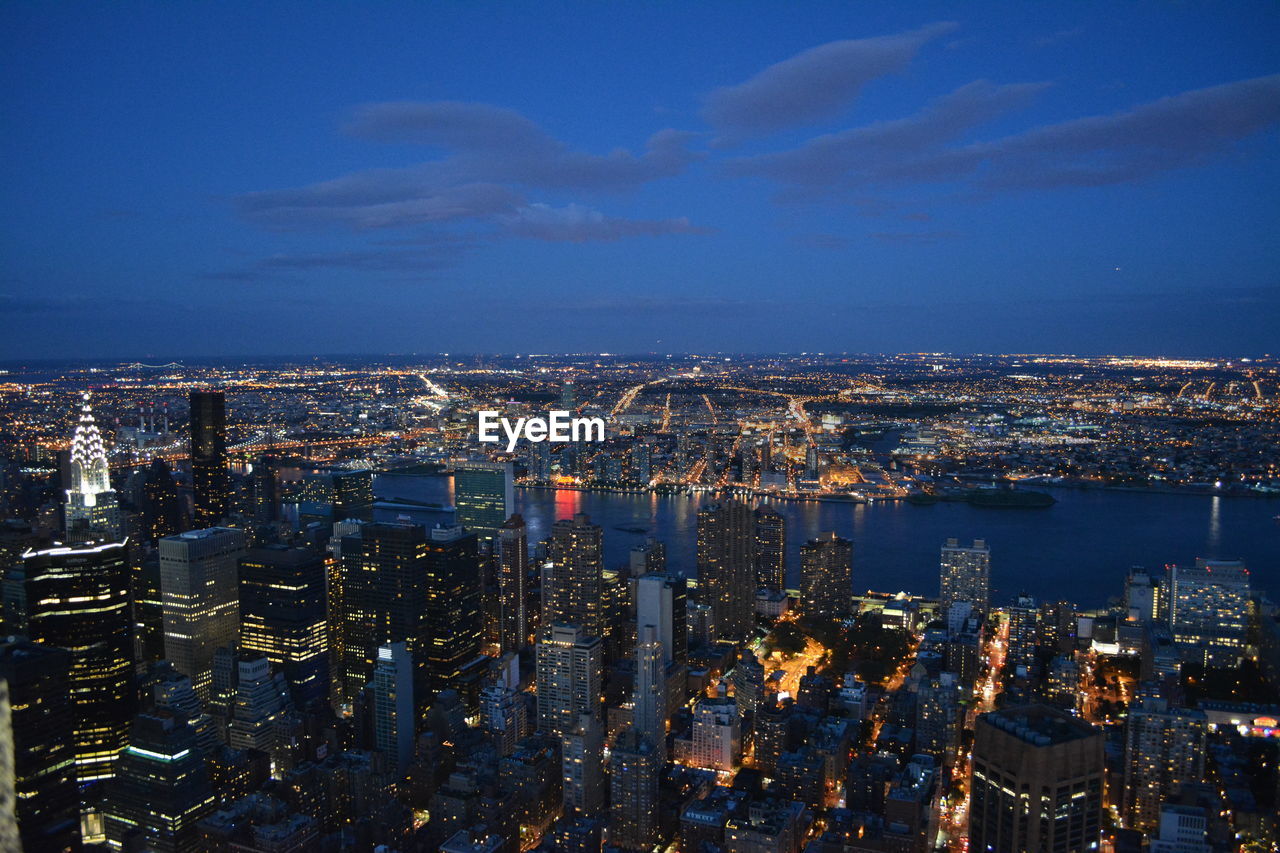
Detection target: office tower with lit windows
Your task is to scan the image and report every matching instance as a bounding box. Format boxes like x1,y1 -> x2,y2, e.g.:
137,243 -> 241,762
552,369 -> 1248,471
535,624 -> 602,737
753,505 -> 786,591
0,640 -> 79,853
159,527 -> 246,702
370,642 -> 414,772
238,545 -> 329,708
498,514 -> 528,653
1006,593 -> 1041,677
142,458 -> 183,542
102,713 -> 215,853
543,513 -> 605,638
608,725 -> 661,852
189,390 -> 228,528
226,654 -> 289,755
23,539 -> 135,783
480,681 -> 526,758
799,531 -> 853,622
423,524 -> 483,700
454,461 -> 514,545
688,696 -> 740,772
970,705 -> 1104,853
1122,697 -> 1207,832
331,469 -> 374,521
940,538 -> 990,617
337,522 -> 427,707
63,391 -> 122,540
696,500 -> 755,642
1166,559 -> 1251,666
629,537 -> 666,577
326,518 -> 362,706
1125,569 -> 1160,624
915,672 -> 963,762
561,712 -> 604,818
251,455 -> 279,525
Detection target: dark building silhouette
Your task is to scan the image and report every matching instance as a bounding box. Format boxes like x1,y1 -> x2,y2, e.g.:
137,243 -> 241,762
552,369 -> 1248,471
22,539 -> 136,783
103,713 -> 215,853
753,504 -> 786,591
696,500 -> 755,642
0,639 -> 80,853
799,532 -> 853,622
189,390 -> 228,528
238,545 -> 330,709
498,514 -> 529,654
142,458 -> 184,542
424,525 -> 483,703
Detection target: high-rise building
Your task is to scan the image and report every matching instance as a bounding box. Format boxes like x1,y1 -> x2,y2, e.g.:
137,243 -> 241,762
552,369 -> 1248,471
1124,569 -> 1159,624
696,501 -> 755,642
940,538 -> 990,617
915,672 -> 963,761
535,624 -> 602,737
142,458 -> 183,542
480,681 -> 526,758
635,572 -> 687,667
799,531 -> 853,622
498,514 -> 529,653
23,539 -> 135,782
226,654 -> 289,755
1166,559 -> 1251,666
250,455 -> 279,525
454,461 -> 514,545
1122,697 -> 1207,832
336,522 -> 427,707
189,390 -> 228,528
238,545 -> 329,708
970,705 -> 1104,853
424,525 -> 483,701
628,537 -> 666,578
1006,593 -> 1040,678
560,713 -> 604,818
159,527 -> 246,702
633,624 -> 666,759
63,391 -> 122,540
103,713 -> 215,853
331,469 -> 374,521
325,518 -> 363,706
369,642 -> 414,772
753,505 -> 786,591
608,725 -> 661,852
0,640 -> 79,853
543,513 -> 605,638
688,696 -> 740,772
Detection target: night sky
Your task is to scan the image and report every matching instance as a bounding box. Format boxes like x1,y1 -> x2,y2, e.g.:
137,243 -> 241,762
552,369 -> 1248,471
2,2 -> 1278,359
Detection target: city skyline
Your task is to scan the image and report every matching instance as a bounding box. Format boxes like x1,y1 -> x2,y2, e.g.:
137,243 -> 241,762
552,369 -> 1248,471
3,3 -> 1279,358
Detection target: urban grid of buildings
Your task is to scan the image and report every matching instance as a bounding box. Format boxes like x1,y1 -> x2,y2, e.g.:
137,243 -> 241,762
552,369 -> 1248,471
0,352 -> 1276,853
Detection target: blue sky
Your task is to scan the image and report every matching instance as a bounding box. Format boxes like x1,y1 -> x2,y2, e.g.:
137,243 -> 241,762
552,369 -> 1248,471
2,2 -> 1277,358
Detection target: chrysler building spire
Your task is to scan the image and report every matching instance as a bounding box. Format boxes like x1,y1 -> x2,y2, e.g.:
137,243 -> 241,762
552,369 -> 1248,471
65,391 -> 121,539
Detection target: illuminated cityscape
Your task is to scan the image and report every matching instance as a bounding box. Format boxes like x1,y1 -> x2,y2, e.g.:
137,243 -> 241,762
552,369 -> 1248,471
2,3 -> 1279,852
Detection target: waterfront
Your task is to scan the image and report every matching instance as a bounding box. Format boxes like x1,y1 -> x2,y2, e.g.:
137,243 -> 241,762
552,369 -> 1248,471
375,474 -> 1279,608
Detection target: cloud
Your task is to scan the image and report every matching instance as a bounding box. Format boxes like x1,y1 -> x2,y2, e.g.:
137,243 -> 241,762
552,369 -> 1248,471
501,203 -> 712,243
793,233 -> 854,250
726,79 -> 1049,188
703,23 -> 957,139
729,73 -> 1280,197
869,230 -> 960,245
239,181 -> 521,230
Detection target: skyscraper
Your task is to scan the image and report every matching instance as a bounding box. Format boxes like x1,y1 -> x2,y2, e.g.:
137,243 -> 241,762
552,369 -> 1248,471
238,545 -> 330,708
696,501 -> 755,642
369,642 -> 414,772
159,527 -> 246,701
498,514 -> 529,653
423,524 -> 483,700
1122,696 -> 1207,832
560,712 -> 604,818
535,624 -> 602,737
103,713 -> 215,853
940,538 -> 990,617
23,539 -> 136,783
141,458 -> 183,542
337,522 -> 427,706
608,726 -> 660,852
633,624 -> 666,759
0,640 -> 79,853
454,461 -> 514,545
189,390 -> 228,528
1166,559 -> 1251,666
753,505 -> 786,591
635,572 -> 687,668
970,705 -> 1104,853
63,391 -> 121,540
331,469 -> 374,521
543,513 -> 605,638
799,531 -> 853,622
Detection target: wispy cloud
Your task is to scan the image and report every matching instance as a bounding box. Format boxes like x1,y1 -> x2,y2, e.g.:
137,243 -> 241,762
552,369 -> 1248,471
501,203 -> 712,243
703,23 -> 957,141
